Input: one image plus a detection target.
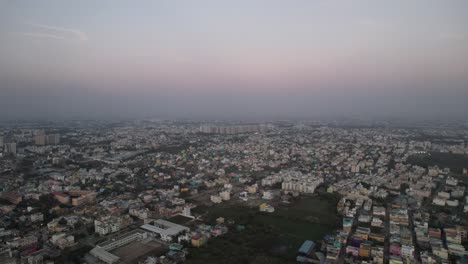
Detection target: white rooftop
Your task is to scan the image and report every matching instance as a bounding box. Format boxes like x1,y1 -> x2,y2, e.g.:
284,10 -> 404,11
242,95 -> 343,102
90,247 -> 119,263
141,219 -> 189,237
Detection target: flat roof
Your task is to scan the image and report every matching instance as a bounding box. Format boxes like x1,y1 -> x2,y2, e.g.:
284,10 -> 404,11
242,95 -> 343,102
298,240 -> 315,254
141,219 -> 189,237
98,229 -> 146,248
90,247 -> 119,263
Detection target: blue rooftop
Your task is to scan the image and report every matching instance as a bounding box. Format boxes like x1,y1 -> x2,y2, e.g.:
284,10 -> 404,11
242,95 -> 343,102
298,240 -> 315,254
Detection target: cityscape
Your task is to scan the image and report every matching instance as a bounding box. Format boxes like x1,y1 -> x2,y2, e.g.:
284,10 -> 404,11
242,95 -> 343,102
1,1 -> 468,264
0,120 -> 467,263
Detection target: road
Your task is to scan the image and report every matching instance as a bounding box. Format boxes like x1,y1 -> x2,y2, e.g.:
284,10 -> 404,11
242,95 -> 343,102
383,205 -> 390,264
336,208 -> 359,264
408,209 -> 422,263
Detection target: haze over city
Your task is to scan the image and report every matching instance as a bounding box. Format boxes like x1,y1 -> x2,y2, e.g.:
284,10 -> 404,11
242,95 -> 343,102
2,2 -> 468,264
1,0 -> 468,120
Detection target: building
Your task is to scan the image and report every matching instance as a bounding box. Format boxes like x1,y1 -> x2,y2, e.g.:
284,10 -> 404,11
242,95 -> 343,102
94,215 -> 132,236
262,191 -> 274,200
211,225 -> 228,237
210,195 -> 222,204
326,240 -> 341,261
199,124 -> 267,134
259,203 -> 275,213
401,244 -> 414,259
34,132 -> 60,145
70,191 -> 97,206
6,235 -> 37,249
390,242 -> 401,256
359,242 -> 372,258
129,208 -> 149,220
46,134 -> 60,145
346,246 -> 359,257
90,230 -> 148,264
219,191 -> 230,201
343,217 -> 353,234
369,233 -> 385,243
358,214 -> 372,223
456,225 -> 468,241
1,192 -> 22,205
372,246 -> 384,264
282,175 -> 323,194
29,213 -> 44,223
246,185 -> 257,194
3,143 -> 16,155
373,206 -> 386,216
297,240 -> 316,262
446,200 -> 459,207
34,135 -> 46,146
191,234 -> 207,247
371,217 -> 384,228
0,248 -> 15,264
389,256 -> 404,264
51,233 -> 76,249
261,175 -> 282,186
432,245 -> 448,260
53,192 -> 70,204
141,219 -> 189,242
182,206 -> 192,218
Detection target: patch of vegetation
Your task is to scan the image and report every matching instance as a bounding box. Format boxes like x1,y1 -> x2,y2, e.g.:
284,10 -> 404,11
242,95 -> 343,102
55,244 -> 93,264
188,195 -> 339,263
451,174 -> 468,185
406,152 -> 468,174
169,215 -> 193,225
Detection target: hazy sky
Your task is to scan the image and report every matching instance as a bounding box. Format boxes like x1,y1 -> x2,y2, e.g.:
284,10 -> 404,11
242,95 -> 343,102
1,0 -> 467,120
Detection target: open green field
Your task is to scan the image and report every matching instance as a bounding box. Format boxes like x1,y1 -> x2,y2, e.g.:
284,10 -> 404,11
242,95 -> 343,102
407,152 -> 468,174
452,174 -> 468,185
186,193 -> 340,264
168,214 -> 194,225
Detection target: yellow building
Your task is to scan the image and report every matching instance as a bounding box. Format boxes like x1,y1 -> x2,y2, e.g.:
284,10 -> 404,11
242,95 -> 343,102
354,233 -> 368,240
359,243 -> 371,258
369,233 -> 385,243
191,234 -> 207,247
389,258 -> 404,264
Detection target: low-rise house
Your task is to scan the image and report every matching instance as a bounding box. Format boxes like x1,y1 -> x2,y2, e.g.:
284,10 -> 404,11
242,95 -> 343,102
191,234 -> 207,247
259,203 -> 275,213
51,233 -> 76,249
94,215 -> 132,236
6,235 -> 37,249
210,195 -> 222,204
390,242 -> 401,256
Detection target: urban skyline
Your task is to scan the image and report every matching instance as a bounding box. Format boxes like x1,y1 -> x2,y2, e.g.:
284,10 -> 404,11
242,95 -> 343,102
1,3 -> 468,263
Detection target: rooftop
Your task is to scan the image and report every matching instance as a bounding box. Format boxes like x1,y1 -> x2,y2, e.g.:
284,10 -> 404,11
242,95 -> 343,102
141,219 -> 189,237
298,240 -> 315,255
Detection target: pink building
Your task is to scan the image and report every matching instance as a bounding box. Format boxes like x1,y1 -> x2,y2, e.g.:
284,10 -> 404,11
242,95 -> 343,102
53,192 -> 70,204
390,243 -> 401,256
346,246 -> 359,257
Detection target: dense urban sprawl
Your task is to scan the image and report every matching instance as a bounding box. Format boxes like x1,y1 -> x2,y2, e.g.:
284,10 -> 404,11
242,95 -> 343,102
0,120 -> 467,264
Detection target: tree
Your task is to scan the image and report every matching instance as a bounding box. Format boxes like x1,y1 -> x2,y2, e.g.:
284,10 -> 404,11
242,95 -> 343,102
39,194 -> 58,208
73,221 -> 82,230
58,218 -> 68,226
400,183 -> 409,194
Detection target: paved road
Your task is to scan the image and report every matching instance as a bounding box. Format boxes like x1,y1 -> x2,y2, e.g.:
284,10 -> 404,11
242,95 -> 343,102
383,205 -> 390,264
336,208 -> 359,264
408,209 -> 422,264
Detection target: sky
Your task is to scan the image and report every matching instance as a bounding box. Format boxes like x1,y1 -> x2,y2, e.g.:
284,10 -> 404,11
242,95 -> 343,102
1,0 -> 468,121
